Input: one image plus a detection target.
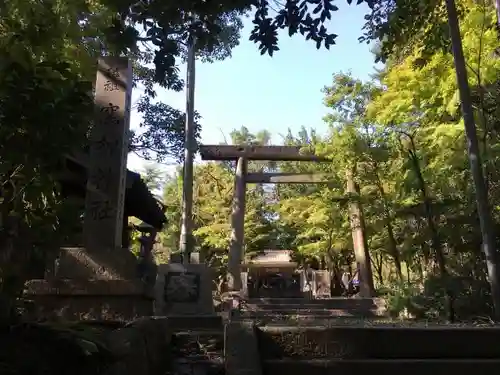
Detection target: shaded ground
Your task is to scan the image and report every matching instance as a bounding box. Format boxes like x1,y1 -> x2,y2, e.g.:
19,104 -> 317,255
0,321 -> 119,375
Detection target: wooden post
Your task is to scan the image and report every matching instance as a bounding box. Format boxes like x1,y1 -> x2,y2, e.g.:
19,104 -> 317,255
346,168 -> 375,297
84,57 -> 132,250
227,157 -> 247,291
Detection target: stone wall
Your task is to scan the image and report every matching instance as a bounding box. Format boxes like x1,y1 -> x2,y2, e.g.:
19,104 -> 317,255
256,325 -> 500,359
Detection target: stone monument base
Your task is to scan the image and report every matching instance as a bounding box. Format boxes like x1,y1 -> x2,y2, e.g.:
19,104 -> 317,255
23,279 -> 153,321
22,246 -> 153,321
53,247 -> 138,280
154,263 -> 214,316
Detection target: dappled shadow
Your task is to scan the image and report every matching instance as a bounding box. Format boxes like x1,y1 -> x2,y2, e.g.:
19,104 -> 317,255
383,272 -> 493,321
0,321 -> 116,375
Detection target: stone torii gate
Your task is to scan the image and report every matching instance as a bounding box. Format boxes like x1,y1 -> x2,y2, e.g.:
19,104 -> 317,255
199,144 -> 375,298
199,145 -> 332,290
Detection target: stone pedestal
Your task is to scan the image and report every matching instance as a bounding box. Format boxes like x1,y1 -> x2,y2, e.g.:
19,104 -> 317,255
170,253 -> 183,264
23,279 -> 153,321
154,263 -> 214,316
55,247 -> 138,280
23,245 -> 152,321
240,272 -> 248,298
190,251 -> 202,264
300,270 -> 314,299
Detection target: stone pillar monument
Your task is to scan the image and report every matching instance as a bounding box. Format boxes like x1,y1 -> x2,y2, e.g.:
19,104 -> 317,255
84,57 -> 132,250
22,58 -> 154,321
227,157 -> 247,292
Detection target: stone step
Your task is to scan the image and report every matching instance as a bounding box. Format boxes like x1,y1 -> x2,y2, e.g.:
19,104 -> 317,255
174,357 -> 225,364
172,358 -> 225,375
240,308 -> 383,318
263,359 -> 500,375
257,326 -> 500,359
244,303 -> 377,311
172,331 -> 225,357
246,297 -> 384,310
243,305 -> 385,317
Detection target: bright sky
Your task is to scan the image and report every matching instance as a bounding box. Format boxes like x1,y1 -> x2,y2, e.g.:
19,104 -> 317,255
127,2 -> 379,175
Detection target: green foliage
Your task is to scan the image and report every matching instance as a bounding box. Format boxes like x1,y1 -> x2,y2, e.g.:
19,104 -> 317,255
105,0 -> 376,86
155,0 -> 500,320
0,0 -> 97,316
131,97 -> 202,163
140,164 -> 166,193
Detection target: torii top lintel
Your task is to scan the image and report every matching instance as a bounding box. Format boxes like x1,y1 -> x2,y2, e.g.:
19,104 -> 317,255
199,145 -> 330,162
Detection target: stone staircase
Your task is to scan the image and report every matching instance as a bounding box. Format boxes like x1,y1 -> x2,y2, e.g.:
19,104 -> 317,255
14,311 -> 500,375
240,297 -> 386,320
222,295 -> 500,375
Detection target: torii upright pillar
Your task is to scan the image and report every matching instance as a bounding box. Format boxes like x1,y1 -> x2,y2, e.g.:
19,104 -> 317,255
227,157 -> 247,291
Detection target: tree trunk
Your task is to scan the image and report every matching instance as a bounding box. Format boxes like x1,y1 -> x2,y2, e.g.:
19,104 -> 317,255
495,0 -> 500,32
346,168 -> 375,297
371,253 -> 384,285
445,0 -> 500,320
371,160 -> 404,281
406,138 -> 455,321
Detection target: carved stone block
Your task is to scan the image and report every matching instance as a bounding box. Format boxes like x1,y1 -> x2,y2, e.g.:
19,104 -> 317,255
164,272 -> 200,303
154,263 -> 214,316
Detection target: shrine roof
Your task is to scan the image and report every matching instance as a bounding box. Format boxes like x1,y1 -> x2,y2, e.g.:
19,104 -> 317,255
61,154 -> 167,230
